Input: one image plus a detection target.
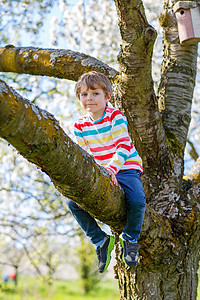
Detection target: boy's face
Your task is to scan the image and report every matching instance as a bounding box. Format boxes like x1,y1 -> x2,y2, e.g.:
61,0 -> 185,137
78,84 -> 111,121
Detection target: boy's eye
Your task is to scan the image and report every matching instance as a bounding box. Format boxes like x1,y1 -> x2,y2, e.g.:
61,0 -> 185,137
94,92 -> 99,95
82,93 -> 87,96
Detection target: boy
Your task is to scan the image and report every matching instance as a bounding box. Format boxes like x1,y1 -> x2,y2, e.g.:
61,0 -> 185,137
67,71 -> 146,273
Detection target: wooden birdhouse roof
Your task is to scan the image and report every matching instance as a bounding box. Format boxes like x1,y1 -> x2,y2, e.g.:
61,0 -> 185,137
173,1 -> 200,13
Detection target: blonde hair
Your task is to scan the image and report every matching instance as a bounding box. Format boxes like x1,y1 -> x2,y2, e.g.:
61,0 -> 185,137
75,71 -> 112,98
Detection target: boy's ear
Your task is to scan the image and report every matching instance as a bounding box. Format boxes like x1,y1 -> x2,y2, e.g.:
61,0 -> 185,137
106,93 -> 112,103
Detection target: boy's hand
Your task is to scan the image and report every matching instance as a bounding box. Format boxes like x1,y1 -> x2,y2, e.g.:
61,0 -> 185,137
108,169 -> 118,186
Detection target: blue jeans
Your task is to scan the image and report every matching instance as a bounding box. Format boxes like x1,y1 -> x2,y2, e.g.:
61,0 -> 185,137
67,170 -> 146,244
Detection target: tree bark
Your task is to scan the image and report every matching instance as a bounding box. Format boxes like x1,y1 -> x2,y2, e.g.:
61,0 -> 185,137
115,182 -> 200,299
0,46 -> 118,82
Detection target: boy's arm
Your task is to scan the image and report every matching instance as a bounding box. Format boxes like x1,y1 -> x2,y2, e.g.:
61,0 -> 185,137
105,111 -> 137,175
74,122 -> 118,186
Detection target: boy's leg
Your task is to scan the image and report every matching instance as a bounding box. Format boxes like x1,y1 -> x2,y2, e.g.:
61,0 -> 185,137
116,170 -> 146,240
67,200 -> 115,272
67,200 -> 106,245
116,170 -> 146,266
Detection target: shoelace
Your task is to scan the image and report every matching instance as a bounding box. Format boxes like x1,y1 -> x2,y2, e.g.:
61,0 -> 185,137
129,250 -> 137,256
126,243 -> 140,256
127,244 -> 138,251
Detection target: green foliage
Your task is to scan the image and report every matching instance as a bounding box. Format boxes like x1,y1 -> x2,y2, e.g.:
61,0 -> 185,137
198,267 -> 200,300
0,276 -> 119,300
74,234 -> 100,294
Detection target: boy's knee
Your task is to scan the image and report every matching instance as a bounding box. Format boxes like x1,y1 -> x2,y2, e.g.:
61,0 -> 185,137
127,194 -> 146,210
67,200 -> 79,211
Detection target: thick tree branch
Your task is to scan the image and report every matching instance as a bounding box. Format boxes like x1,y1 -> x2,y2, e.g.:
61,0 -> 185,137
187,139 -> 199,161
0,46 -> 119,82
0,79 -> 126,233
158,10 -> 198,152
114,0 -> 176,205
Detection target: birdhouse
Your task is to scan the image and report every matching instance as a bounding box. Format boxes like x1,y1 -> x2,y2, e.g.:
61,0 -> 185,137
174,1 -> 200,44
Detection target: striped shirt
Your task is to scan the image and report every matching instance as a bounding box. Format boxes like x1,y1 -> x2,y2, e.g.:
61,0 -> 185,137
74,107 -> 143,175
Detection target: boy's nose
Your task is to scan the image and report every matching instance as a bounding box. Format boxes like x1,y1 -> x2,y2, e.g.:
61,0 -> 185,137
87,94 -> 93,100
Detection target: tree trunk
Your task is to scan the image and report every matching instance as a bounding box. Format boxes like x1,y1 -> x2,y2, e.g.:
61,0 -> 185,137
115,253 -> 199,300
113,176 -> 200,299
113,1 -> 200,299
114,185 -> 200,299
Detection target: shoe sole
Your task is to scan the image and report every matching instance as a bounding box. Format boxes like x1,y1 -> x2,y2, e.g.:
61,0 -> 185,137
101,235 -> 115,273
119,237 -> 126,265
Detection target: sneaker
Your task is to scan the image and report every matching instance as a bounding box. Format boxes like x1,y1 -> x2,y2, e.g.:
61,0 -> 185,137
96,235 -> 115,273
120,238 -> 140,267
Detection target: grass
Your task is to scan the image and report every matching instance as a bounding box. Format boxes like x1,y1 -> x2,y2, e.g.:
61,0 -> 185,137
198,268 -> 200,300
0,277 -> 120,300
1,271 -> 200,299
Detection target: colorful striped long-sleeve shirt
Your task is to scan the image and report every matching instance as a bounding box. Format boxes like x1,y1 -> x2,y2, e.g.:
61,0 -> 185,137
74,107 -> 143,175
